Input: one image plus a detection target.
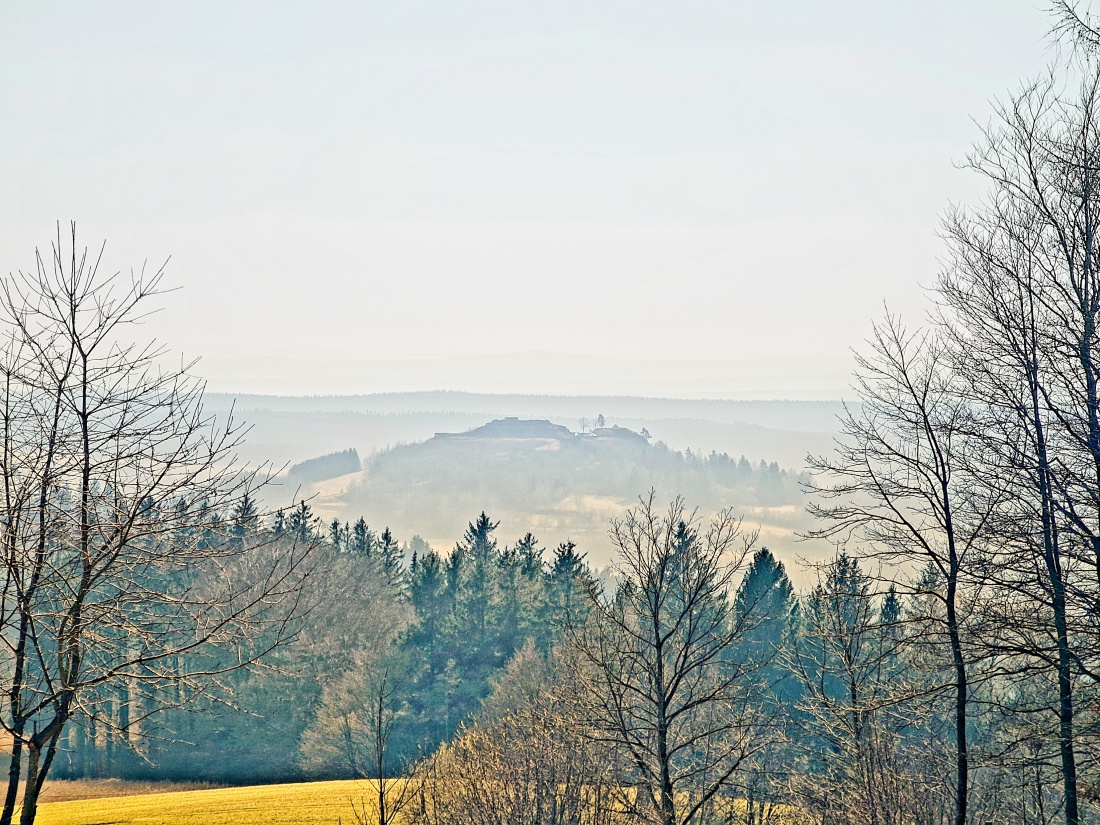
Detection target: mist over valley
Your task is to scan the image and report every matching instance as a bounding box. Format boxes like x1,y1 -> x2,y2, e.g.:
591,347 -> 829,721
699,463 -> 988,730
210,392 -> 838,571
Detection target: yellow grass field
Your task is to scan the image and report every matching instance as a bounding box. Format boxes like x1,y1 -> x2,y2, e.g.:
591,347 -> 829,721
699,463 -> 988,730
35,780 -> 378,825
34,779 -> 800,825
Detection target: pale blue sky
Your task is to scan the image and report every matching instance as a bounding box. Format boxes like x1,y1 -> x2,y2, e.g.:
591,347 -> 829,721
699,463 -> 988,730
0,1 -> 1062,397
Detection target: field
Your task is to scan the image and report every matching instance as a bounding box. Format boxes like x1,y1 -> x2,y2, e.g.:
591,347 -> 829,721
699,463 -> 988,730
33,779 -> 802,825
36,780 -> 378,825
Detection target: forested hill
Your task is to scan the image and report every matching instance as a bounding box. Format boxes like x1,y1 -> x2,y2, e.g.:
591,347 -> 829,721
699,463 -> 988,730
284,416 -> 816,569
205,391 -> 841,471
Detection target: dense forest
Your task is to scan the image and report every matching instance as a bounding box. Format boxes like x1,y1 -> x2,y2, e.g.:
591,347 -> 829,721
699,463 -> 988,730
49,501 -> 777,784
46,483 -> 1100,825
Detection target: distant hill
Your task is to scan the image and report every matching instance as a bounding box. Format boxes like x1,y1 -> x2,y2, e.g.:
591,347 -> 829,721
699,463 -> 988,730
274,416 -> 825,571
287,448 -> 361,484
207,391 -> 844,472
444,417 -> 576,440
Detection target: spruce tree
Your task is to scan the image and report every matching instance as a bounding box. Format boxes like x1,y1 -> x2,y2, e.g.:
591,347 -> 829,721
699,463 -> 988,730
352,517 -> 374,556
379,527 -> 403,585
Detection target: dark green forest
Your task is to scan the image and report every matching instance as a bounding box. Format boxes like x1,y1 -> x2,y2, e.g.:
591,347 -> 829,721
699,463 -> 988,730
48,486 -> 1100,825
51,504 -> 796,785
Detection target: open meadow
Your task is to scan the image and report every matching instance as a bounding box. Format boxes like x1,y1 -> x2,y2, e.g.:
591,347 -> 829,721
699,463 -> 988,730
36,780 -> 376,825
33,781 -> 800,825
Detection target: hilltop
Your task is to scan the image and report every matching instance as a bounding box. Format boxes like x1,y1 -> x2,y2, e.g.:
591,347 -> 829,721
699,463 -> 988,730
271,415 -> 819,569
207,391 -> 842,472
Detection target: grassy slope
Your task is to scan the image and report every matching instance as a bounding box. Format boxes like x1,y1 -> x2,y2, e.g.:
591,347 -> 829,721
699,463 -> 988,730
36,780 -> 375,825
37,780 -> 223,804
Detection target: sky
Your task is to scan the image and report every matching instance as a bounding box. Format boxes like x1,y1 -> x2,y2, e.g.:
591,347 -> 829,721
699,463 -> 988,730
0,1 -> 1065,398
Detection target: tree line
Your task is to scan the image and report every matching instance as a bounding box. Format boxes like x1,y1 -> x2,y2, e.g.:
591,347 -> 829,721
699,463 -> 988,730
44,483 -> 1091,825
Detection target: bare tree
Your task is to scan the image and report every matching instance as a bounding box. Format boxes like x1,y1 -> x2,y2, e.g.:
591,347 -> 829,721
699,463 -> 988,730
332,663 -> 423,825
301,652 -> 420,825
805,35 -> 1100,825
0,226 -> 313,825
806,316 -> 994,825
413,641 -> 622,825
1051,1 -> 1100,51
936,62 -> 1100,824
568,494 -> 764,825
785,554 -> 951,825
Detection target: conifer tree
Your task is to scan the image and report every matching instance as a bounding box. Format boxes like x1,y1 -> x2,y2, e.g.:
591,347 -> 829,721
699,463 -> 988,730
352,517 -> 375,557
379,527 -> 404,585
550,540 -> 595,622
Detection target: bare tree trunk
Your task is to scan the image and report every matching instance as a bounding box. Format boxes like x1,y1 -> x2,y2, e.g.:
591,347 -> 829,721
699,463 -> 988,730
1031,363 -> 1079,825
0,737 -> 23,825
657,706 -> 674,825
17,745 -> 39,825
653,621 -> 675,825
1053,586 -> 1079,825
945,556 -> 968,825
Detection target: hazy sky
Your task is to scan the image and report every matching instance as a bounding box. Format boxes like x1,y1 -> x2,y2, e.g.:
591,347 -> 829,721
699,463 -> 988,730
0,2 -> 1062,397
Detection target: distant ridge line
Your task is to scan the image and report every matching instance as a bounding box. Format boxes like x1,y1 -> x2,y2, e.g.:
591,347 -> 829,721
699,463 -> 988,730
207,390 -> 844,405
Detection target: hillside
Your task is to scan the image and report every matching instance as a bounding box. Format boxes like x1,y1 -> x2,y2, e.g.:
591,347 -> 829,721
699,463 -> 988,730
207,391 -> 842,473
274,416 -> 824,569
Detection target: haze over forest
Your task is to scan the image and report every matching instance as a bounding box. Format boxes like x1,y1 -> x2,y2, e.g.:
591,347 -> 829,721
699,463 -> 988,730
210,392 -> 838,572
